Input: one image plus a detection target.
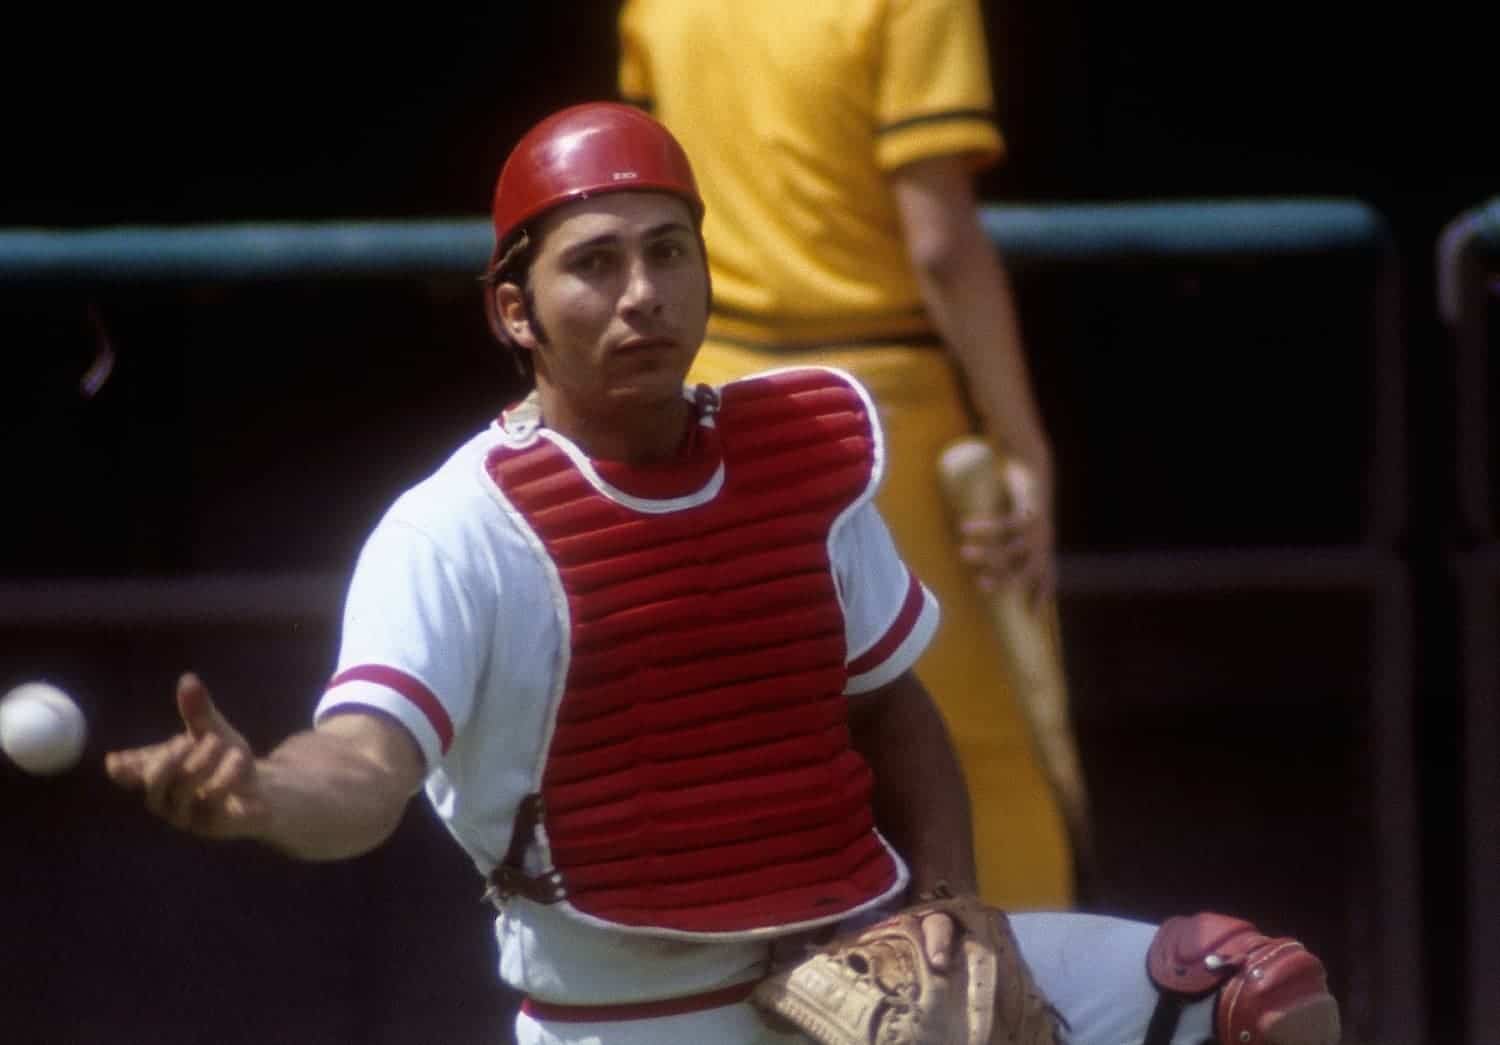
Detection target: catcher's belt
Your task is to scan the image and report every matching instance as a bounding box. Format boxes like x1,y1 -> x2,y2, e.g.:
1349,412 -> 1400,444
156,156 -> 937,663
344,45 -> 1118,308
752,891 -> 1064,1045
519,979 -> 761,1023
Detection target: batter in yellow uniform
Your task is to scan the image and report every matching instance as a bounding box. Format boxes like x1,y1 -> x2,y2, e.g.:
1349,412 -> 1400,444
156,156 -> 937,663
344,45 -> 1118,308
620,0 -> 1083,908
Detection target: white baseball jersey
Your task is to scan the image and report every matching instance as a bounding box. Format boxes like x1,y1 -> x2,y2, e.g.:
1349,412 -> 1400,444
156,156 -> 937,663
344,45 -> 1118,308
315,375 -> 939,1009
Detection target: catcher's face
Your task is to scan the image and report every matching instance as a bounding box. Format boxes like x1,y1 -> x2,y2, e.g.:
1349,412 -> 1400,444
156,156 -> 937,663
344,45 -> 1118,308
497,191 -> 708,424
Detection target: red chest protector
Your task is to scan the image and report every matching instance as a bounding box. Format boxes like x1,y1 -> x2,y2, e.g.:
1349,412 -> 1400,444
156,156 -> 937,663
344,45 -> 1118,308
484,368 -> 906,938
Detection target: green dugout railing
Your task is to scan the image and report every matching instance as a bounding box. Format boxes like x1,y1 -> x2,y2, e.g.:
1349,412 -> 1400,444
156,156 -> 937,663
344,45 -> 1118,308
0,220 -> 495,284
1438,196 -> 1500,1045
980,198 -> 1391,266
0,198 -> 1408,546
0,197 -> 1390,279
1438,195 -> 1500,540
0,198 -> 1421,1044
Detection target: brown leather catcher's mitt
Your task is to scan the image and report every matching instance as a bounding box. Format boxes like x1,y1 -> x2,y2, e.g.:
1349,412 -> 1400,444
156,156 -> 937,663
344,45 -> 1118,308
752,893 -> 1063,1045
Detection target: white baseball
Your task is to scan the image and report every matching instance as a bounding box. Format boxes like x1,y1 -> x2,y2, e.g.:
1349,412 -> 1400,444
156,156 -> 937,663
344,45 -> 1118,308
0,681 -> 88,775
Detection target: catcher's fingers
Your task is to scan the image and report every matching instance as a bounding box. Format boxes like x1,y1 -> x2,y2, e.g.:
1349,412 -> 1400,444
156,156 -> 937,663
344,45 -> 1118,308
176,673 -> 248,747
136,734 -> 198,819
921,911 -> 957,971
196,744 -> 254,805
164,732 -> 236,827
104,744 -> 152,788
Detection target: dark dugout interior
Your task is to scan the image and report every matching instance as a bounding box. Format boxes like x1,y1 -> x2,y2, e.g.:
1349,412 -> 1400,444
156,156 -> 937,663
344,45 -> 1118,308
2,5 -> 1493,1043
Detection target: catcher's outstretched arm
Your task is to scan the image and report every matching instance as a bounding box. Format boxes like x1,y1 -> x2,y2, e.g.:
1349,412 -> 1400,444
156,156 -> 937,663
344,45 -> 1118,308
848,669 -> 977,898
105,672 -> 424,860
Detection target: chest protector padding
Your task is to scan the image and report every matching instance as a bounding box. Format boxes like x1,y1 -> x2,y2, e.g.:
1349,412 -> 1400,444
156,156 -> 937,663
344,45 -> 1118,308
487,369 -> 902,934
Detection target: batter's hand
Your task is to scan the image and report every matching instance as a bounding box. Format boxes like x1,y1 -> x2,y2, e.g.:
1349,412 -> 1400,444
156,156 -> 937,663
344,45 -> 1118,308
105,673 -> 268,841
955,458 -> 1057,606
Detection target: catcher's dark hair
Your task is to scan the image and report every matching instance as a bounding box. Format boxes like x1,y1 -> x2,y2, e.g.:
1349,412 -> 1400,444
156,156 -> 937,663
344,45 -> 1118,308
481,229 -> 547,389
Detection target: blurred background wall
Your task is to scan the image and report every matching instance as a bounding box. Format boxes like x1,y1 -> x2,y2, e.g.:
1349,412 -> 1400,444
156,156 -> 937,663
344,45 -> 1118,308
2,4 -> 1493,1043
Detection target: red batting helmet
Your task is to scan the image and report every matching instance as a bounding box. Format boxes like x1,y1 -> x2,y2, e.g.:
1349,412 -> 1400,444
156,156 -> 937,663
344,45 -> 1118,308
490,102 -> 705,250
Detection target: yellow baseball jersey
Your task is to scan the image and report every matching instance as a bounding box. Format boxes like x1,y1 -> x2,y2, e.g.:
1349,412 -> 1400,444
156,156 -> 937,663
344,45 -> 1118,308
621,0 -> 1078,909
619,0 -> 1004,345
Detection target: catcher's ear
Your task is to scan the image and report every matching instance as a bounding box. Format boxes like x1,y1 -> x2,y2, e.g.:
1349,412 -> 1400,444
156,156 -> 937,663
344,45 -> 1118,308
494,282 -> 541,351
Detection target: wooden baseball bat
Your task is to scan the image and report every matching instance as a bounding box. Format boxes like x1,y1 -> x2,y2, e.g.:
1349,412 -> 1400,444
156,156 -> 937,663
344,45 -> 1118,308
936,436 -> 1096,888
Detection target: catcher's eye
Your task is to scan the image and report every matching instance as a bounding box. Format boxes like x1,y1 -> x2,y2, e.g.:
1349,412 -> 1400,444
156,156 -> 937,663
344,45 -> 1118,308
845,955 -> 871,975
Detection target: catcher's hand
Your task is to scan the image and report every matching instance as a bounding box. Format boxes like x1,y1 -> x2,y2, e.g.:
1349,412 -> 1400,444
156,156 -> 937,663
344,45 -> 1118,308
105,673 -> 266,840
752,892 -> 1062,1045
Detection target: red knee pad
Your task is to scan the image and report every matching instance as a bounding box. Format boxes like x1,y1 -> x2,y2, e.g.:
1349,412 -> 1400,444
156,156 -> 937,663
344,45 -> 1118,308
1148,912 -> 1340,1045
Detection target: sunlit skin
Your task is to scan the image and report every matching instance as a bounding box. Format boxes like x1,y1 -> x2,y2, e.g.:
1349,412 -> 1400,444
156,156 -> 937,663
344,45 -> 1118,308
495,191 -> 710,466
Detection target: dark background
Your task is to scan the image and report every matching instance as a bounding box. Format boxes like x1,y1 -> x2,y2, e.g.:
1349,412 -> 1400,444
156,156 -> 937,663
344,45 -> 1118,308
2,3 -> 1494,1043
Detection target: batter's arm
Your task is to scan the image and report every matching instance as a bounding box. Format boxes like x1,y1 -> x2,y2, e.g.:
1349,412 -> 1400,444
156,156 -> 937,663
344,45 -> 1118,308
890,155 -> 1056,603
106,672 -> 425,861
848,669 -> 977,899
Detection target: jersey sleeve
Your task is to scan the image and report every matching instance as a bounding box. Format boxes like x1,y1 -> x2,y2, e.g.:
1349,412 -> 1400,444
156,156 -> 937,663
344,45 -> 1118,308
316,516 -> 494,770
835,500 -> 941,694
617,0 -> 655,109
875,0 -> 1005,173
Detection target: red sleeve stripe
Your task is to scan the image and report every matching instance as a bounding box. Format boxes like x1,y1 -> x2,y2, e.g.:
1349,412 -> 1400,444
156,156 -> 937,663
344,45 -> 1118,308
847,571 -> 924,678
326,665 -> 454,753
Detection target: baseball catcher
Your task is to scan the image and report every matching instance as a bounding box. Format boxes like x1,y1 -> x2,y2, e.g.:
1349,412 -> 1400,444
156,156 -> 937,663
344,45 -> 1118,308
107,101 -> 1341,1045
